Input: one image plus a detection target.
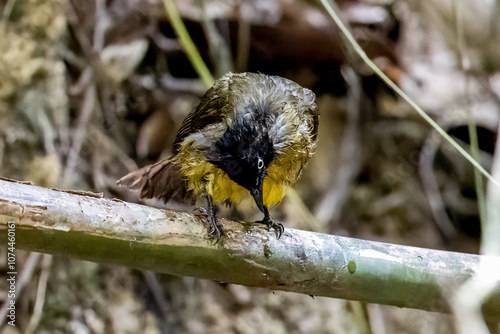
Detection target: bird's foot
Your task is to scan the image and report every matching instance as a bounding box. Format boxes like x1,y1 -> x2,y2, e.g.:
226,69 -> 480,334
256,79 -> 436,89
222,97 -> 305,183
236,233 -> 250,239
255,216 -> 284,239
194,207 -> 223,242
208,215 -> 223,242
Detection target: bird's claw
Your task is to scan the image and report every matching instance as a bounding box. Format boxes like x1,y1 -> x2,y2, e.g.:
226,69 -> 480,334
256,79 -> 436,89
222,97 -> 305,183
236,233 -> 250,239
208,216 -> 223,242
256,217 -> 284,239
194,207 -> 223,242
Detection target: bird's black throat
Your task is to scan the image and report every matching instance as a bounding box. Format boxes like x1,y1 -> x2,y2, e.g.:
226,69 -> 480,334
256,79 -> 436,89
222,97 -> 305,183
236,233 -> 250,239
206,104 -> 276,192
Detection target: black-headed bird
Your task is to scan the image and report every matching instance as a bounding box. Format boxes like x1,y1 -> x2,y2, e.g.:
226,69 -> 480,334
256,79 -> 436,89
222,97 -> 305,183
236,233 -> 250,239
118,72 -> 319,239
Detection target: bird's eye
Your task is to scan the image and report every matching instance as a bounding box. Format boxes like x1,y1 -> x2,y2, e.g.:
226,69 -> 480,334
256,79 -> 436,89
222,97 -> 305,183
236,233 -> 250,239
257,158 -> 264,169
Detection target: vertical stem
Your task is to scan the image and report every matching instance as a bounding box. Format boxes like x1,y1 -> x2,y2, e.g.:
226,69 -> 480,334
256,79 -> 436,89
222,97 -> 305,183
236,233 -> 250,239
453,0 -> 487,232
319,0 -> 500,189
162,0 -> 214,89
483,122 -> 500,255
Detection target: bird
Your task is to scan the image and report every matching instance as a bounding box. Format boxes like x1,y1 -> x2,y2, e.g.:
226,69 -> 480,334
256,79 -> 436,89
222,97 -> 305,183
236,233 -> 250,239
117,72 -> 319,239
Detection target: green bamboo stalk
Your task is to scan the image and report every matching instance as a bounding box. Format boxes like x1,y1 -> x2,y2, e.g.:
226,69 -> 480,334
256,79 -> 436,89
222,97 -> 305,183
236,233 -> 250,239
0,179 -> 499,318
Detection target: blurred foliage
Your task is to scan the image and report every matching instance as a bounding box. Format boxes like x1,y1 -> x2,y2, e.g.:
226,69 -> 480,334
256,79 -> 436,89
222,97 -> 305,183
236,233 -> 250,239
1,0 -> 499,333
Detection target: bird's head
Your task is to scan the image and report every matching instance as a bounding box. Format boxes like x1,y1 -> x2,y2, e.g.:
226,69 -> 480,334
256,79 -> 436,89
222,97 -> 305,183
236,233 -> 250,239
207,113 -> 275,213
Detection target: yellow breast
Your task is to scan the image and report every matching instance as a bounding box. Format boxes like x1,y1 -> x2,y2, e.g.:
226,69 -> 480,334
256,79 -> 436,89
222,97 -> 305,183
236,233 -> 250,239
181,159 -> 288,208
177,140 -> 310,210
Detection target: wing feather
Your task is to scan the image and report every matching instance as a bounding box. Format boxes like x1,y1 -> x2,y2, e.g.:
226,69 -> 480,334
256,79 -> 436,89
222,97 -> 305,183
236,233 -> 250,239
117,157 -> 192,203
173,73 -> 236,152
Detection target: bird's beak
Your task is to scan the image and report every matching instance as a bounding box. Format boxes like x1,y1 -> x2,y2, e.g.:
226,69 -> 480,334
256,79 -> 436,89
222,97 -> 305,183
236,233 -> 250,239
251,181 -> 265,214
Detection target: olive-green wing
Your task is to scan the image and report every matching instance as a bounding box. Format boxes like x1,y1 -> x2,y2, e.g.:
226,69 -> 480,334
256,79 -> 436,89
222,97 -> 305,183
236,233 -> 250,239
173,74 -> 234,152
308,97 -> 319,143
280,75 -> 319,144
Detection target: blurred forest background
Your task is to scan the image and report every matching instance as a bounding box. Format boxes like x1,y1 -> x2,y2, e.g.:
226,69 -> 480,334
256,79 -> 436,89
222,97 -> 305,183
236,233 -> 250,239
1,0 -> 499,333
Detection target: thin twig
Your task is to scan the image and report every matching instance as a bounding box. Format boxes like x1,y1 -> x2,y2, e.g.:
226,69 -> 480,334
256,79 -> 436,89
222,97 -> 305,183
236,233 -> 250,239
68,66 -> 94,96
93,0 -> 110,52
320,0 -> 500,189
62,85 -> 96,186
450,2 -> 500,332
199,0 -> 233,76
157,73 -> 207,95
419,132 -> 457,242
66,2 -> 106,81
315,66 -> 362,225
453,0 -> 487,228
143,270 -> 175,329
25,254 -> 53,334
1,0 -> 16,31
88,126 -> 138,190
162,0 -> 214,88
150,30 -> 182,52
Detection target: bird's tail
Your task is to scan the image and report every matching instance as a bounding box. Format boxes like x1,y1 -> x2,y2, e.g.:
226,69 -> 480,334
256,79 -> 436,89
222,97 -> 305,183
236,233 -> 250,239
117,156 -> 191,203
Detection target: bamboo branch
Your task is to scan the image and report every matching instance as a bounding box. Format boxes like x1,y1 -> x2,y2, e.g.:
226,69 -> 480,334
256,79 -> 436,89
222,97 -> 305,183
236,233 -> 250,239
0,178 -> 499,318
